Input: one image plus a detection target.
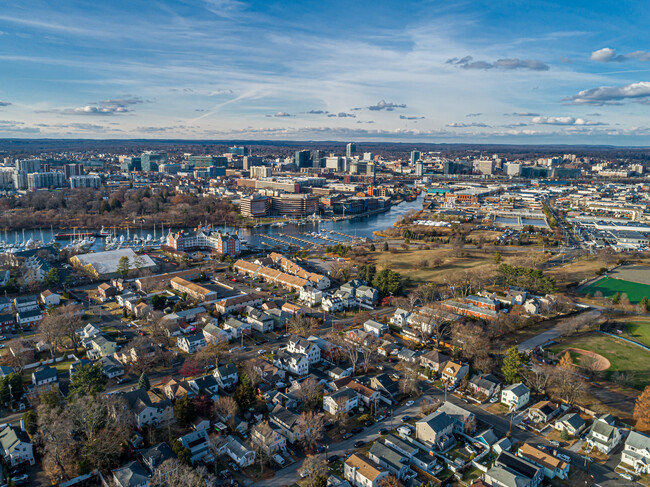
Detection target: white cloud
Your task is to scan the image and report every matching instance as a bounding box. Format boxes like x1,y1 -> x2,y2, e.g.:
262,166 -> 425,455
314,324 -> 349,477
446,56 -> 549,71
563,81 -> 650,105
531,116 -> 605,126
446,121 -> 490,127
590,47 -> 650,62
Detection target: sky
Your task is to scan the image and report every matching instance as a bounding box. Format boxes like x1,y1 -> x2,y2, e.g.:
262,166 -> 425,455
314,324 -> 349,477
0,0 -> 649,144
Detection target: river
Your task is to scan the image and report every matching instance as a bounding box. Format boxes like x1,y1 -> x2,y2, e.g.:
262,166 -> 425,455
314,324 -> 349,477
2,193 -> 423,252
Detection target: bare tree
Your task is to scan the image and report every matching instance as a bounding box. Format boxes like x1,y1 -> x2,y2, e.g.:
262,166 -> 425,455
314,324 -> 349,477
399,367 -> 420,397
294,377 -> 323,409
360,342 -> 377,373
3,339 -> 32,373
378,474 -> 404,487
523,366 -> 553,394
298,455 -> 328,487
288,315 -> 320,336
213,396 -> 239,428
152,458 -> 216,486
296,411 -> 325,451
242,358 -> 263,390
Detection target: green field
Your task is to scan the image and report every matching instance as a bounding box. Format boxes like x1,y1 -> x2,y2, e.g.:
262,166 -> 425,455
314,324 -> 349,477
625,320 -> 650,348
581,277 -> 650,303
548,332 -> 650,390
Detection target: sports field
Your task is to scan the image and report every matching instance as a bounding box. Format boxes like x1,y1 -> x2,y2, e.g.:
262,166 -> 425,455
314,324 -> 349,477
581,276 -> 650,303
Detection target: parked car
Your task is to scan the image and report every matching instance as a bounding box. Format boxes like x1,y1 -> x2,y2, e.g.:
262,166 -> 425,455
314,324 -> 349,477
228,462 -> 240,472
364,420 -> 374,427
376,415 -> 385,422
0,336 -> 7,341
401,415 -> 411,423
351,427 -> 363,434
489,395 -> 499,403
379,427 -> 388,435
397,425 -> 412,436
342,432 -> 353,440
549,440 -> 560,447
257,349 -> 266,355
328,455 -> 340,464
353,440 -> 364,448
273,454 -> 285,466
405,400 -> 415,407
619,473 -> 634,481
9,474 -> 28,486
556,453 -> 571,463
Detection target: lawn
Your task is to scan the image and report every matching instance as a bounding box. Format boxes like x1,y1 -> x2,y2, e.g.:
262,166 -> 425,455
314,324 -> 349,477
548,332 -> 650,389
581,276 -> 650,303
625,319 -> 650,348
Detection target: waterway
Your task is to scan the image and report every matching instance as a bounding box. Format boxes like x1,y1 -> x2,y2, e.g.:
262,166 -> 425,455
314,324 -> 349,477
2,194 -> 423,252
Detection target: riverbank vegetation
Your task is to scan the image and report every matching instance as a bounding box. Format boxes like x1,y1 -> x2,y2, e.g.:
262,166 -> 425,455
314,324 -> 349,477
0,188 -> 241,230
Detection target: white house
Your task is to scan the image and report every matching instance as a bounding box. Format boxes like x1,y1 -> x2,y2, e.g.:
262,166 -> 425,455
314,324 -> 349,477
390,308 -> 411,327
363,319 -> 389,337
501,383 -> 530,411
40,290 -> 61,307
31,366 -> 58,388
202,322 -> 229,344
322,295 -> 344,312
178,430 -> 214,464
620,430 -> 650,474
177,333 -> 207,354
286,335 -> 321,365
225,435 -> 256,467
585,415 -> 621,454
222,317 -> 251,339
344,453 -> 388,487
112,461 -> 151,487
274,351 -> 309,376
214,363 -> 239,389
323,387 -> 359,415
299,287 -> 323,307
123,389 -> 174,429
0,426 -> 34,467
440,361 -> 469,385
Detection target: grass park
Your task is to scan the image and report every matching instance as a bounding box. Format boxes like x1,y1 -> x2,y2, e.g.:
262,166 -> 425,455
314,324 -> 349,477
548,332 -> 650,390
580,276 -> 650,304
623,318 -> 650,348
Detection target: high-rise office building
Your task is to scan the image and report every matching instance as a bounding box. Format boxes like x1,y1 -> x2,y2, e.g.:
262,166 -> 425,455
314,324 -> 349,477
295,150 -> 311,168
140,151 -> 168,172
121,157 -> 141,172
228,146 -> 248,156
311,150 -> 323,168
243,156 -> 263,170
346,143 -> 356,158
325,156 -> 343,172
415,161 -> 424,177
410,150 -> 421,165
363,152 -> 374,161
70,175 -> 101,189
188,155 -> 228,168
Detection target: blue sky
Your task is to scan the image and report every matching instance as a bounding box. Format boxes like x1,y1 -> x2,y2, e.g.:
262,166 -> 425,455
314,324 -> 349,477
0,0 -> 649,144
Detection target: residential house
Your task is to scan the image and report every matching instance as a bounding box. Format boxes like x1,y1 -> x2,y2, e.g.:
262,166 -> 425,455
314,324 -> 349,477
468,373 -> 501,399
344,453 -> 389,487
98,355 -> 125,378
16,308 -> 43,327
78,323 -> 102,341
246,307 -> 274,333
13,295 -> 39,313
370,373 -> 399,399
440,361 -> 469,385
222,317 -> 251,339
363,319 -> 388,337
214,294 -> 263,315
98,283 -> 117,299
390,308 -> 411,327
0,426 -> 34,467
177,333 -> 207,354
324,387 -> 359,415
112,461 -> 151,487
91,334 -> 118,357
162,306 -> 207,326
438,401 -> 476,434
329,366 -> 353,380
322,295 -> 344,312
518,443 -> 570,480
214,363 -> 239,390
420,350 -> 450,373
188,375 -> 220,399
287,335 -> 321,365
251,421 -> 287,454
224,435 -> 256,467
140,443 -> 176,474
202,321 -> 229,344
368,440 -> 409,480
123,389 -> 174,429
269,405 -> 302,444
133,302 -> 151,319
0,297 -> 12,314
0,314 -> 15,332
31,366 -> 58,388
179,430 -> 214,464
527,401 -> 561,424
40,290 -> 61,307
620,430 -> 650,474
501,383 -> 530,411
415,411 -> 456,450
251,358 -> 285,385
161,378 -> 194,400
299,287 -> 322,307
348,381 -> 381,408
356,285 -> 380,305
554,413 -> 586,437
489,451 -> 544,487
585,415 -> 622,454
274,351 -> 309,376
69,359 -> 92,378
282,302 -> 303,316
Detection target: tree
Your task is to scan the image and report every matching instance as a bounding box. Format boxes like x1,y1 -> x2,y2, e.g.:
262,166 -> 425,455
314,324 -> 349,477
399,367 -> 420,397
150,294 -> 167,310
44,268 -> 60,287
294,377 -> 323,409
357,264 -> 377,284
383,240 -> 389,251
174,395 -> 195,427
298,455 -> 328,487
213,396 -> 239,428
116,256 -> 131,277
22,410 -> 38,435
612,292 -> 621,305
69,363 -> 106,397
168,437 -> 192,465
179,359 -> 202,378
360,342 -> 377,373
233,372 -> 255,410
373,268 -> 403,297
288,315 -> 320,336
138,372 -> 151,391
502,346 -> 525,384
296,410 -> 325,450
523,366 -> 553,394
634,386 -> 650,432
151,458 -> 216,486
192,393 -> 213,418
378,474 -> 404,487
493,251 -> 502,264
368,243 -> 376,252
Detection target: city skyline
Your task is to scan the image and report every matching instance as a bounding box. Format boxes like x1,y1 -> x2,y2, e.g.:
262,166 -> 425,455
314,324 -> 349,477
0,0 -> 649,144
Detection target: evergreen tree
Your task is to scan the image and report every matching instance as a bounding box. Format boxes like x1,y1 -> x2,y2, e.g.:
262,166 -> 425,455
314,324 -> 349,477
138,372 -> 151,391
174,395 -> 195,427
502,346 -> 525,384
69,364 -> 106,397
383,240 -> 389,251
44,268 -> 60,287
493,251 -> 502,264
612,292 -> 621,304
116,256 -> 131,277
